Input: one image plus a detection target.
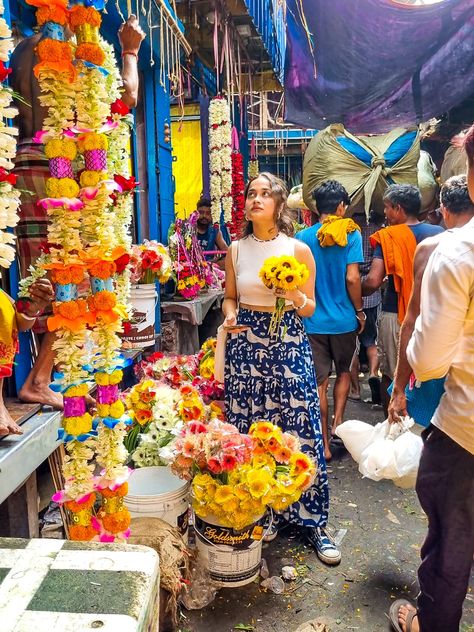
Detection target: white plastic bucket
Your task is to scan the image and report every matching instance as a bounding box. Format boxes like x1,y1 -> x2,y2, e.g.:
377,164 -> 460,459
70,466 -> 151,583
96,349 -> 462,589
124,466 -> 190,538
122,283 -> 157,348
194,514 -> 264,587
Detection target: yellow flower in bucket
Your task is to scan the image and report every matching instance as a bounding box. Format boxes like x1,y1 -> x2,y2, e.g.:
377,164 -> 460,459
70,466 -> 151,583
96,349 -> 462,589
259,255 -> 309,338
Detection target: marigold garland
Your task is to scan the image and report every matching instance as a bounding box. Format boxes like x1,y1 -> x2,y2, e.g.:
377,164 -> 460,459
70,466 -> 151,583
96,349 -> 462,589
26,0 -> 133,541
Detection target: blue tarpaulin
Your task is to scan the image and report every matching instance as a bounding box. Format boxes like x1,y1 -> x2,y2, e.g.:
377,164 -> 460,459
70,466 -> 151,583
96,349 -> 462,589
284,0 -> 474,133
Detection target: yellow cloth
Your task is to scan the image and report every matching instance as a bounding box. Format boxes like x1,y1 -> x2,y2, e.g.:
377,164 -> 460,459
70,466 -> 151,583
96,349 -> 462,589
0,290 -> 18,379
317,215 -> 361,247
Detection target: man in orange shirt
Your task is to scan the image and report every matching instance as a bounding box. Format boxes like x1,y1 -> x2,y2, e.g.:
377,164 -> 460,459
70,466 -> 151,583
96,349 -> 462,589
362,184 -> 443,413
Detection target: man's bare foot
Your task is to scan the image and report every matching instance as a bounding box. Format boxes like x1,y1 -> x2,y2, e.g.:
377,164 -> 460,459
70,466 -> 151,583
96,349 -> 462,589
398,604 -> 419,632
0,401 -> 23,436
324,447 -> 332,461
19,381 -> 63,410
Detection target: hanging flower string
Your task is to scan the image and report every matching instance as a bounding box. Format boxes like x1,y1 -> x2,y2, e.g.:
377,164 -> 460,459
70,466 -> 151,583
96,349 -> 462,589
0,0 -> 20,268
208,96 -> 232,226
25,0 -> 99,539
248,136 -> 259,179
230,126 -> 245,240
70,0 -> 132,542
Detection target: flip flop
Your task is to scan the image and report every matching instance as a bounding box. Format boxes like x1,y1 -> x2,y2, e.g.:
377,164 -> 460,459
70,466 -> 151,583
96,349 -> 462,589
368,376 -> 382,405
389,599 -> 418,632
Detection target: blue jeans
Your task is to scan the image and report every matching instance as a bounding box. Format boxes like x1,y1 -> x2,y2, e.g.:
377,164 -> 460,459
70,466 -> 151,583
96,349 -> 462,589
416,426 -> 474,631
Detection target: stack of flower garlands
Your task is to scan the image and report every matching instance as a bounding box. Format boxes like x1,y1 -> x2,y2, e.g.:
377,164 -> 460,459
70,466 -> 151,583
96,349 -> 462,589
230,127 -> 245,240
209,96 -> 232,227
0,2 -> 20,268
168,420 -> 316,531
26,0 -> 135,542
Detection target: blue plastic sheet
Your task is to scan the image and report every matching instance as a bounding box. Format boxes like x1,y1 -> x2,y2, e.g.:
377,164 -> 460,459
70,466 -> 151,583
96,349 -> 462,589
285,0 -> 474,133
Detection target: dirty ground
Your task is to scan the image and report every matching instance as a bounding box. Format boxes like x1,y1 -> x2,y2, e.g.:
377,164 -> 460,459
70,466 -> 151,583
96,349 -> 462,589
181,378 -> 474,632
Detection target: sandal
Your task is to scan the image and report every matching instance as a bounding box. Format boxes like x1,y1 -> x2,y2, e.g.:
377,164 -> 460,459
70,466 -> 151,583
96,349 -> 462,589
389,599 -> 418,632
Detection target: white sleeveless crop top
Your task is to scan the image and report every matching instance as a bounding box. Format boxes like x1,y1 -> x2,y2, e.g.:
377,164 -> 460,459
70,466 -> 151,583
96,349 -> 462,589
233,233 -> 296,307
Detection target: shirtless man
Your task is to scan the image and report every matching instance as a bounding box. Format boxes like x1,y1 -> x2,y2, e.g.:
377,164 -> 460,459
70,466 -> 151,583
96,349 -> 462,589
9,16 -> 144,410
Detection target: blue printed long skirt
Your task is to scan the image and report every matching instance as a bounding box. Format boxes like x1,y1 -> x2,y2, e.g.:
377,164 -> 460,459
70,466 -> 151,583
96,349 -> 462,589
225,308 -> 329,528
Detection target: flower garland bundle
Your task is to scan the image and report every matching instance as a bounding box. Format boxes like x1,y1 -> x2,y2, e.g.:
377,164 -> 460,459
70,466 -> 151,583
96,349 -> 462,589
230,149 -> 245,240
0,2 -> 20,268
248,136 -> 259,179
70,4 -> 132,542
208,96 -> 232,225
25,0 -> 100,540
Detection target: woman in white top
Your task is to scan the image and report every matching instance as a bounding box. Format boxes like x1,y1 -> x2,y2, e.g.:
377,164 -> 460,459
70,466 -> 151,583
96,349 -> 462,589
223,173 -> 340,565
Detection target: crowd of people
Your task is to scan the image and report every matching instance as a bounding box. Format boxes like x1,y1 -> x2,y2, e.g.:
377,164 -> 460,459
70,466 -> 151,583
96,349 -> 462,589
223,135 -> 474,632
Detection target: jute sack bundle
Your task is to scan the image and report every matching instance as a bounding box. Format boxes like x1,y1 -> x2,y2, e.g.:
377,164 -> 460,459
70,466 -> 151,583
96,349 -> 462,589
303,123 -> 420,218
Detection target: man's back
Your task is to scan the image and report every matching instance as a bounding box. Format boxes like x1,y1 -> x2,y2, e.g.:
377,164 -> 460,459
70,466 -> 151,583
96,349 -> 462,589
407,218 -> 474,454
296,224 -> 363,334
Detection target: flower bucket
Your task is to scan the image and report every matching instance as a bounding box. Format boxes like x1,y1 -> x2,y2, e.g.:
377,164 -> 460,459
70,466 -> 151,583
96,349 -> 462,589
124,466 -> 190,539
122,283 -> 157,348
194,513 -> 265,587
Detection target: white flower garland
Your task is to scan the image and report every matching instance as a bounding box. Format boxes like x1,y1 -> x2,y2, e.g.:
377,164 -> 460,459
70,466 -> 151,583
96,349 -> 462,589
0,0 -> 20,269
209,97 -> 232,225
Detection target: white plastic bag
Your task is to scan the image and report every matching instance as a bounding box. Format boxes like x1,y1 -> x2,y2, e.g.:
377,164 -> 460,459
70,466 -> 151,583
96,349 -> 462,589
334,419 -> 377,462
336,417 -> 422,488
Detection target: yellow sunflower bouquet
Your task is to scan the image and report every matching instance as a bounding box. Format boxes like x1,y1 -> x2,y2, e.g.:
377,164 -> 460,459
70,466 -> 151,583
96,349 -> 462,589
259,255 -> 309,338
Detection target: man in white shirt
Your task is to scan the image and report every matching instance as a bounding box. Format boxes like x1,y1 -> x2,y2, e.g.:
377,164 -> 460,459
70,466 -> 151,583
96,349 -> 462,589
390,176 -> 474,629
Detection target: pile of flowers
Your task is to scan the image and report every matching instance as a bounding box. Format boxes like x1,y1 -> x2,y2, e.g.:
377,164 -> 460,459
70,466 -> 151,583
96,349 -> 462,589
124,380 -> 211,468
129,240 -> 172,285
209,96 -> 232,225
134,338 -> 224,403
167,420 -> 316,530
259,255 -> 310,337
0,4 -> 20,269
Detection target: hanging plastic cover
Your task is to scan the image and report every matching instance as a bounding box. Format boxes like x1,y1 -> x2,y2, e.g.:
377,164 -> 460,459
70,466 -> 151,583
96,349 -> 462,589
302,124 -> 420,217
285,0 -> 474,134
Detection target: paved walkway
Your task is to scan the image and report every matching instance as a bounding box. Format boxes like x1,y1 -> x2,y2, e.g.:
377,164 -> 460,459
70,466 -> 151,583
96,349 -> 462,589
182,379 -> 474,632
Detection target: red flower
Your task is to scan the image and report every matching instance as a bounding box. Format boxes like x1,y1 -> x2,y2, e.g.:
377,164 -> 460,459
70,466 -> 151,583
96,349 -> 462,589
110,99 -> 130,116
0,168 -> 17,186
188,421 -> 207,434
114,174 -> 139,192
123,321 -> 132,334
220,454 -> 237,471
114,252 -> 130,273
147,352 -> 164,363
39,242 -> 51,254
0,61 -> 12,83
207,458 -> 222,474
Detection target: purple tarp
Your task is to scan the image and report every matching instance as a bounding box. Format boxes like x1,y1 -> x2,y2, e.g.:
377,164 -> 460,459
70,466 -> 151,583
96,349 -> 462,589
284,0 -> 474,133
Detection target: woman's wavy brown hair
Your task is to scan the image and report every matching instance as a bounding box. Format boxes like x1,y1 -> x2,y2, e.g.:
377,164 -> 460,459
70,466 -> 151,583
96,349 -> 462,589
241,172 -> 295,238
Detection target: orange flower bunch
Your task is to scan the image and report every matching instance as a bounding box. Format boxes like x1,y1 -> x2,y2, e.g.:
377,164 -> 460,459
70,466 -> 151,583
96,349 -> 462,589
34,38 -> 75,80
69,5 -> 101,28
50,264 -> 85,286
100,482 -> 128,499
79,170 -> 107,188
88,290 -> 116,312
75,42 -> 105,67
88,259 -> 116,280
37,5 -> 69,26
177,384 -> 206,422
48,298 -> 91,332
